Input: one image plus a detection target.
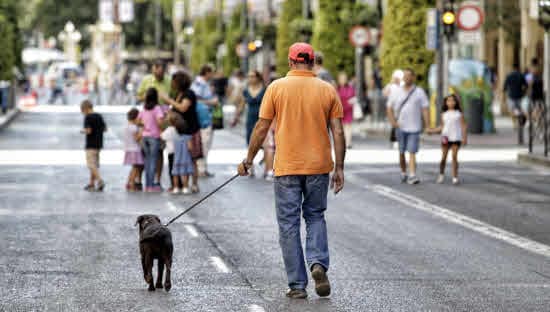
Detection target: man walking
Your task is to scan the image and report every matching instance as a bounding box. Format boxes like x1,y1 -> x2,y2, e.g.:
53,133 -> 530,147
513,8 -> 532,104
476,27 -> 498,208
238,43 -> 345,299
386,68 -> 429,185
503,64 -> 528,144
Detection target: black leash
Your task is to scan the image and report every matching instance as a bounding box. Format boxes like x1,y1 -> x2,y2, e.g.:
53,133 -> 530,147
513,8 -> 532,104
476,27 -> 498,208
165,173 -> 240,226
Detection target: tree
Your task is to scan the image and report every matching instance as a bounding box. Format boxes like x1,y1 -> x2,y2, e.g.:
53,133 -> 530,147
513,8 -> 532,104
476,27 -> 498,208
123,0 -> 174,51
32,0 -> 96,49
381,0 -> 435,88
485,0 -> 521,47
312,0 -> 356,76
275,0 -> 304,76
191,13 -> 221,73
0,0 -> 23,68
223,5 -> 245,76
0,15 -> 15,80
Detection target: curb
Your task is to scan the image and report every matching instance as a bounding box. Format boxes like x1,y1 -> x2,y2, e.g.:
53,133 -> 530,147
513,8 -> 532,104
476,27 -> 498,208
0,108 -> 20,131
517,152 -> 550,168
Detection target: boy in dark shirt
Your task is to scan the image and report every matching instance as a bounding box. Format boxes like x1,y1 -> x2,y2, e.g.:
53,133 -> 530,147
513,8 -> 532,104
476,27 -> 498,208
80,100 -> 107,191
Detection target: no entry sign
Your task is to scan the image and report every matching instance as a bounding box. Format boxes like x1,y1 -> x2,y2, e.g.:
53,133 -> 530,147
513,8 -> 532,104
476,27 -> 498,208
349,26 -> 370,47
457,5 -> 484,31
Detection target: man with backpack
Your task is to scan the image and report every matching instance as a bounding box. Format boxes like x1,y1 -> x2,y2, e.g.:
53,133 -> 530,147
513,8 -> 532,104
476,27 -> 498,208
386,68 -> 429,185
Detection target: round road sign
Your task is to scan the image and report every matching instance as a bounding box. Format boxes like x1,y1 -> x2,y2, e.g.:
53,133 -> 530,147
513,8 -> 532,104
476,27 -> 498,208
349,26 -> 370,47
457,5 -> 484,31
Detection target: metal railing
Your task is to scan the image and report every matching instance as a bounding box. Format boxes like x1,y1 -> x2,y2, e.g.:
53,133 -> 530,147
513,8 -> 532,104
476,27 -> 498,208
528,97 -> 549,157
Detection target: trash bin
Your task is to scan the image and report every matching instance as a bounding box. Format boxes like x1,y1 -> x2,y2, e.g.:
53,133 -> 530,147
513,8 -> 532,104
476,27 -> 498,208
0,81 -> 9,114
468,96 -> 484,134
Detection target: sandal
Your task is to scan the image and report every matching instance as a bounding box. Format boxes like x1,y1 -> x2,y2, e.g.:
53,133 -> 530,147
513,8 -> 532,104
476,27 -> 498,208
191,185 -> 200,194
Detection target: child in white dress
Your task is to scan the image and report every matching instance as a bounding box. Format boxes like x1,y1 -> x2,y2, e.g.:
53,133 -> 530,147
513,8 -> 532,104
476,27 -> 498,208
429,94 -> 468,185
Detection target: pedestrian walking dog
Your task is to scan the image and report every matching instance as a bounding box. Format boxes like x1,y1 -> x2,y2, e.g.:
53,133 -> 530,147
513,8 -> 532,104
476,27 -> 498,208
135,214 -> 173,291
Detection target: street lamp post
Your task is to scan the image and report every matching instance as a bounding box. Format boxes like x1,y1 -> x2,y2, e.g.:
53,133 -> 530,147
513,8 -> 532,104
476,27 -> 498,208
58,21 -> 82,63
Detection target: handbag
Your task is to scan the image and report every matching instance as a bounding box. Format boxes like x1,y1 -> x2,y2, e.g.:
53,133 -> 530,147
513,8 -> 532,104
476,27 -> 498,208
350,96 -> 364,121
389,86 -> 417,142
212,104 -> 224,130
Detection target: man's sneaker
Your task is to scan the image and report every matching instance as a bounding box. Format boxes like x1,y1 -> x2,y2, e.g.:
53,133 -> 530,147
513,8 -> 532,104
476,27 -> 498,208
97,180 -> 105,192
286,288 -> 307,299
311,264 -> 331,297
153,183 -> 163,191
171,188 -> 181,194
84,184 -> 95,192
407,176 -> 420,185
452,177 -> 459,185
436,174 -> 445,184
400,174 -> 408,183
182,187 -> 191,195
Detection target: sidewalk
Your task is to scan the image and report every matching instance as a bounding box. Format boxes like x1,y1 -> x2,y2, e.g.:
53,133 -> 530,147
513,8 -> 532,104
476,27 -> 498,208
0,108 -> 20,130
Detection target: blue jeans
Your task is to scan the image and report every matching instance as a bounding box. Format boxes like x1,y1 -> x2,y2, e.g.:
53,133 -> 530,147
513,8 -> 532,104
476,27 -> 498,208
397,129 -> 420,154
142,137 -> 160,187
274,174 -> 330,290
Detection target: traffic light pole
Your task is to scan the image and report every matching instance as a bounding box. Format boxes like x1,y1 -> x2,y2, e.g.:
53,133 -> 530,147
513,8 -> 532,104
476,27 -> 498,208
436,2 -> 445,125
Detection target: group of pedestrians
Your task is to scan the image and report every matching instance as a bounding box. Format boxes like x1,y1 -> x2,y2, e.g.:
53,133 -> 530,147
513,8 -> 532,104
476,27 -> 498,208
79,41 -> 471,299
503,60 -> 545,144
386,68 -> 468,185
80,62 -> 214,193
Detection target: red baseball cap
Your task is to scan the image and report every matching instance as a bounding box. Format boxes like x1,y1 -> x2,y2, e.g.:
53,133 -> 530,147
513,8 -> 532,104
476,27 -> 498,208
288,42 -> 314,63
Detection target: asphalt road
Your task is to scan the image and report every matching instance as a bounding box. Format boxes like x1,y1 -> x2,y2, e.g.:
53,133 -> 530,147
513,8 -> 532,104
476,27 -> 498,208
1,105 -> 550,312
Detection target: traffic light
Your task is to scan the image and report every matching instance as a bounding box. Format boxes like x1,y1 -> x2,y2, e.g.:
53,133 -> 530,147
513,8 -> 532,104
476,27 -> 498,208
540,0 -> 550,29
442,3 -> 456,39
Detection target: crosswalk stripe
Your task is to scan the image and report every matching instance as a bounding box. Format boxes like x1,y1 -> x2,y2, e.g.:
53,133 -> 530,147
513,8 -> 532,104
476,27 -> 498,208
209,256 -> 231,273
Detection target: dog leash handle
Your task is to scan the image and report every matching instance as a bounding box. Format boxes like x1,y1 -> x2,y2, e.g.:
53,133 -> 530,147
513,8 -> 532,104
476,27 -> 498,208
165,173 -> 240,226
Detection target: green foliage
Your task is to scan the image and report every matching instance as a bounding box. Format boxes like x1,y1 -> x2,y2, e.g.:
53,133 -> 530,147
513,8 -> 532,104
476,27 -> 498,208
0,0 -> 23,68
32,0 -> 96,49
312,0 -> 355,76
484,0 -> 520,46
350,2 -> 380,28
381,0 -> 435,88
0,15 -> 15,80
123,1 -> 174,51
275,0 -> 304,76
223,5 -> 245,76
191,14 -> 222,73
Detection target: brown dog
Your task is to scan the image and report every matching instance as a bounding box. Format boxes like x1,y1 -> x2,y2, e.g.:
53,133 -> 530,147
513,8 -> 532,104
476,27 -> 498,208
135,214 -> 173,291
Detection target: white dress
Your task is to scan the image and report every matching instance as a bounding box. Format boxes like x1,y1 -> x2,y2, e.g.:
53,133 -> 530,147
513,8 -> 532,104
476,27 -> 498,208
442,110 -> 463,142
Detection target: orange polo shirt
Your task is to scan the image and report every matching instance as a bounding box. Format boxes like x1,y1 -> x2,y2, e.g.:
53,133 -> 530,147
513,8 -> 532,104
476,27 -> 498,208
259,70 -> 343,177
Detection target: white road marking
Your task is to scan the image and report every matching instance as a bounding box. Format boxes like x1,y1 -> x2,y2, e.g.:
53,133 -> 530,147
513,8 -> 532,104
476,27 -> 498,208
0,148 -> 523,166
21,105 -> 133,114
165,201 -> 195,223
369,184 -> 550,259
209,256 -> 231,273
184,224 -> 199,237
248,304 -> 266,312
166,201 -> 178,212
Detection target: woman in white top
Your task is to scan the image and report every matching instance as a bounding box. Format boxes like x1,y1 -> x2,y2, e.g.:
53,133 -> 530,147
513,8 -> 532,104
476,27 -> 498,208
429,94 -> 468,185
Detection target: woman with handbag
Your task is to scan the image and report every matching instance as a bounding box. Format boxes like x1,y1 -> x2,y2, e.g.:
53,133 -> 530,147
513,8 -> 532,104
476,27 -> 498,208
159,71 -> 202,194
